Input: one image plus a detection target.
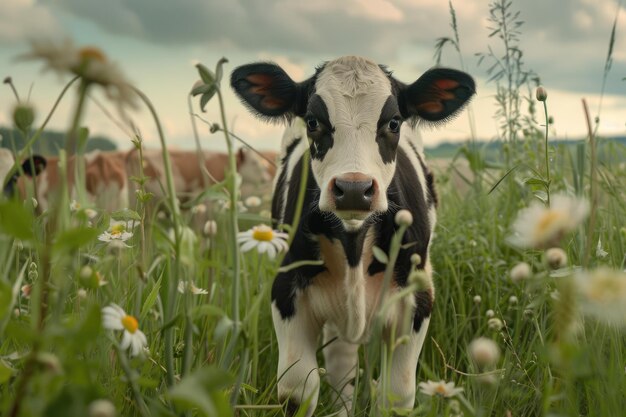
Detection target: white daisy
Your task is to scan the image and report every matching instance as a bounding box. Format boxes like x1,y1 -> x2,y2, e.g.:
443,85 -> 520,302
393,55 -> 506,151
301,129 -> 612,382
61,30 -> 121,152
418,380 -> 464,398
575,267 -> 626,326
22,39 -> 137,109
237,224 -> 288,259
98,219 -> 138,245
70,200 -> 81,212
507,194 -> 589,249
177,281 -> 209,295
101,303 -> 147,357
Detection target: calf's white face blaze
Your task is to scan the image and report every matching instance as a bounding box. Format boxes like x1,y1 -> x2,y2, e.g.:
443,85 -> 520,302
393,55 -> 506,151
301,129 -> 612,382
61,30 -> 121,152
311,57 -> 397,228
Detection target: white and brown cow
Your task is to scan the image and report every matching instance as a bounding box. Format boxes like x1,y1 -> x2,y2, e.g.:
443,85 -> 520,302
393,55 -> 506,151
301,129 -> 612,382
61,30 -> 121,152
33,151 -> 129,212
231,56 -> 474,416
126,147 -> 277,211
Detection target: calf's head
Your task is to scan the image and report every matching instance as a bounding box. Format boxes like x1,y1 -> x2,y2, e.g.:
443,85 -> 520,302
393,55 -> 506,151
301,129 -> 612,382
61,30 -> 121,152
231,56 -> 474,229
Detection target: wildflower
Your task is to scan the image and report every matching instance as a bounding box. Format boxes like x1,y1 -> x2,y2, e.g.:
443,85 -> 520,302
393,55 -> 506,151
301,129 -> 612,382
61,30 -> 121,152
21,284 -> 32,298
191,203 -> 207,215
395,209 -> 413,227
177,281 -> 209,295
101,303 -> 147,356
410,253 -> 422,266
486,309 -> 495,318
88,399 -> 116,417
488,317 -> 503,331
203,220 -> 217,237
508,194 -> 589,249
21,39 -> 137,109
510,262 -> 532,282
544,247 -> 567,269
84,208 -> 98,219
473,295 -> 482,304
596,239 -> 608,258
468,337 -> 501,368
418,380 -> 464,398
70,200 -> 81,212
508,295 -> 518,306
77,288 -> 87,299
237,224 -> 288,259
244,196 -> 262,208
536,86 -> 548,102
98,219 -> 138,246
575,267 -> 626,326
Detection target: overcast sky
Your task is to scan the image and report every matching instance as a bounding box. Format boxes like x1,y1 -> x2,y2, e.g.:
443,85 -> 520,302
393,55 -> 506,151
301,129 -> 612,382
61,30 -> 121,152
0,0 -> 624,152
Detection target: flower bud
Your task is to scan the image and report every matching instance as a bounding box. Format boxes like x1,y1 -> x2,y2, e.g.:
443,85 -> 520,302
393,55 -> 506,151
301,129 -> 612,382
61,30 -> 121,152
473,295 -> 482,304
13,103 -> 36,132
210,123 -> 220,133
88,399 -> 116,417
488,317 -> 503,331
508,295 -> 518,306
410,253 -> 422,266
203,220 -> 218,237
486,309 -> 495,318
536,86 -> 547,102
244,196 -> 262,208
510,262 -> 532,282
468,337 -> 501,368
544,247 -> 567,269
394,209 -> 413,227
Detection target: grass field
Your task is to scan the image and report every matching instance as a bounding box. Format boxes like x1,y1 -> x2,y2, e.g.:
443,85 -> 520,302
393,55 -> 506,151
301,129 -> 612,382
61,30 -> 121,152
1,2 -> 625,416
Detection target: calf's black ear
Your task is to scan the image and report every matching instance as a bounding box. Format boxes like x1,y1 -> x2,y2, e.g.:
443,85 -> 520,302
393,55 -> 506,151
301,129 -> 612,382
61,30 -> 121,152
230,63 -> 312,121
21,155 -> 47,177
399,68 -> 475,122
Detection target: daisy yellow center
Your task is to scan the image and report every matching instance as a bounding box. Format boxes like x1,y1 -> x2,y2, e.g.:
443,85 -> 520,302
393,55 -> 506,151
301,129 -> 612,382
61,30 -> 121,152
534,210 -> 562,237
121,315 -> 139,334
78,47 -> 107,63
110,224 -> 125,237
435,384 -> 447,395
252,226 -> 274,242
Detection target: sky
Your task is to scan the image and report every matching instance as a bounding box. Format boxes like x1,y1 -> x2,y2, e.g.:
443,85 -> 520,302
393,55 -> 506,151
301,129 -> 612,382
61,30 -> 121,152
0,0 -> 625,153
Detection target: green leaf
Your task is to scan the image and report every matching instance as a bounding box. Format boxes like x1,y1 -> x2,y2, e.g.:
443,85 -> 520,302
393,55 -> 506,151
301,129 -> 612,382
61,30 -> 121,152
73,305 -> 102,348
168,367 -> 234,417
372,246 -> 389,264
191,304 -> 225,320
53,227 -> 99,253
0,200 -> 34,240
0,281 -> 11,322
214,57 -> 228,86
0,359 -> 14,384
140,272 -> 162,321
525,177 -> 549,187
110,208 -> 141,221
196,63 -> 216,85
191,83 -> 213,96
199,86 -> 217,112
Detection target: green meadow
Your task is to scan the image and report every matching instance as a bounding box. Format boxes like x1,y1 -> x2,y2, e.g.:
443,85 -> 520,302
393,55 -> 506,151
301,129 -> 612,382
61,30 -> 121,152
1,1 -> 625,416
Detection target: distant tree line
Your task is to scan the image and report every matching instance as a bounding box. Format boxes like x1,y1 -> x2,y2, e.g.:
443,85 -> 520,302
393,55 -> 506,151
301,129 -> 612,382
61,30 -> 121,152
0,126 -> 117,155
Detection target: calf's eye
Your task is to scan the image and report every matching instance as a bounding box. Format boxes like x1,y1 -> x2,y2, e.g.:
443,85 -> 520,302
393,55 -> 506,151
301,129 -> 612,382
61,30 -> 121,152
307,118 -> 319,132
388,118 -> 400,133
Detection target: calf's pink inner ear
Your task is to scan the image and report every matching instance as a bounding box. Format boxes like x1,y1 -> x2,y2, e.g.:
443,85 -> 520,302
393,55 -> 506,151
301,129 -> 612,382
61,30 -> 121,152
417,78 -> 464,116
246,74 -> 285,110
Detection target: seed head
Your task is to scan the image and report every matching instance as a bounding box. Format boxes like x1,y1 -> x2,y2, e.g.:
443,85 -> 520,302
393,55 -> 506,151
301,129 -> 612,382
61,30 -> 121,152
468,337 -> 501,368
545,247 -> 567,269
510,262 -> 532,282
395,209 -> 413,227
536,86 -> 548,102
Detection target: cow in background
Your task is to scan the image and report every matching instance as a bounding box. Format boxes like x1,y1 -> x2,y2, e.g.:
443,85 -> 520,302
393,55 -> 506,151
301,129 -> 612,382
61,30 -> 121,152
1,148 -> 47,199
126,147 -> 277,214
31,150 -> 128,212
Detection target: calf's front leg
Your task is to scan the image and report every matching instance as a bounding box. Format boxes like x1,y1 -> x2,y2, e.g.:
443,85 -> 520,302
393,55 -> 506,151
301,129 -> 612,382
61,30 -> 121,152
271,293 -> 322,417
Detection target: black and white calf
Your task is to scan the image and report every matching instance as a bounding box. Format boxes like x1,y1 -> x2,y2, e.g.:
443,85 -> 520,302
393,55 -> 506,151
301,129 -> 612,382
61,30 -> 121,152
231,56 -> 474,416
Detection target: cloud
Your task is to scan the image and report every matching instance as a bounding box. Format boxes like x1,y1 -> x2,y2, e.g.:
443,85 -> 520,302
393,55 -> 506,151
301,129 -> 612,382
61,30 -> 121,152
0,0 -> 65,44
